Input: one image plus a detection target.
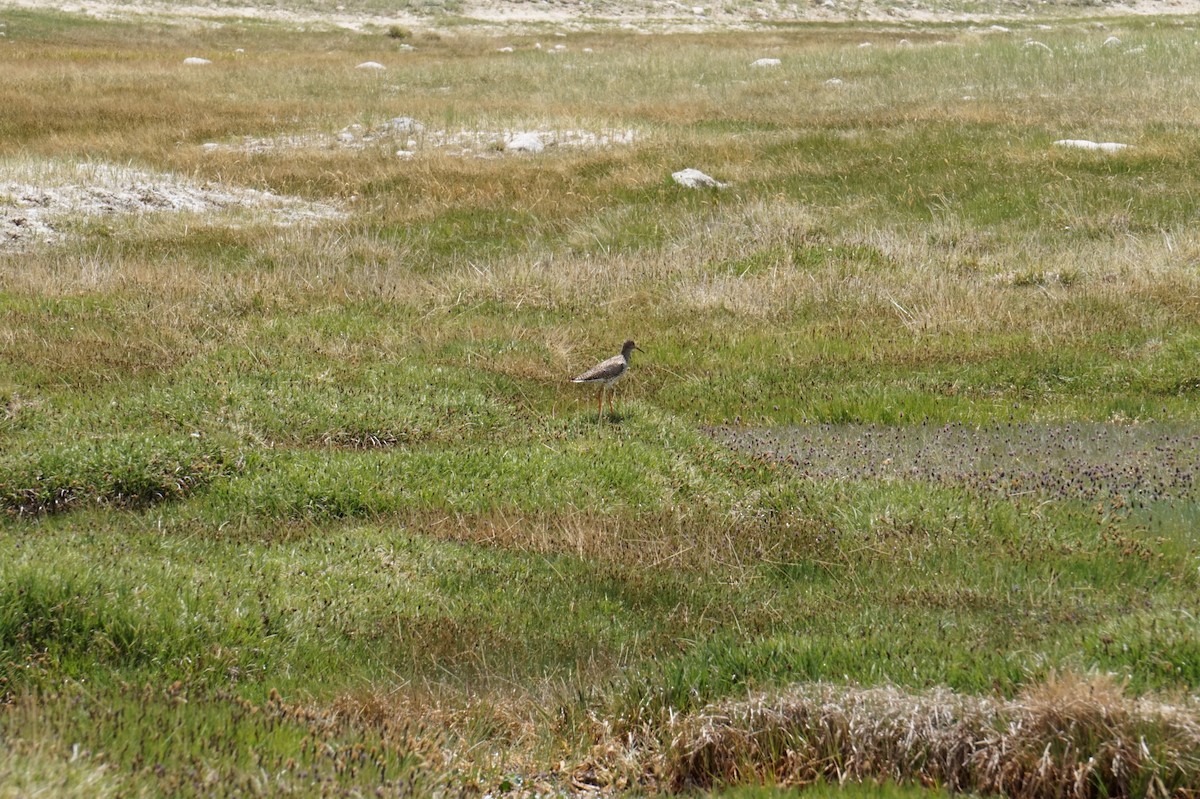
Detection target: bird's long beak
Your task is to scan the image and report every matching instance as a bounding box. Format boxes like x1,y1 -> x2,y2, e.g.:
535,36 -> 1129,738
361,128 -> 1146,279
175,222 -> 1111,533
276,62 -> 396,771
634,345 -> 645,353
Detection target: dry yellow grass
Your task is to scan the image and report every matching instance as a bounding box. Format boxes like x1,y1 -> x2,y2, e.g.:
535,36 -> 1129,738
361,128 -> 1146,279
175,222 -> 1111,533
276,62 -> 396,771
0,738 -> 133,799
414,509 -> 817,579
569,673 -> 1200,796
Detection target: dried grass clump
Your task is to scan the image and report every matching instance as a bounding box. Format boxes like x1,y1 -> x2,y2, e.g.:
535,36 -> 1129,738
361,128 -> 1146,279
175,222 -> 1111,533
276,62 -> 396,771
662,675 -> 1200,798
419,509 -> 821,579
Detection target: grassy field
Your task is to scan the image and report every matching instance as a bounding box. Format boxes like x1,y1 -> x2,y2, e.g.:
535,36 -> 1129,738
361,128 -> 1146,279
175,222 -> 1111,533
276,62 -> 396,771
2,4 -> 1200,796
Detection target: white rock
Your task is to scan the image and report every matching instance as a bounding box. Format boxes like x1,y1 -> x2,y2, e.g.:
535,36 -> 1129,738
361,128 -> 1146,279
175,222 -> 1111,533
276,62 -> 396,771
386,116 -> 424,133
553,44 -> 567,50
497,46 -> 514,52
825,77 -> 844,85
752,57 -> 781,67
183,57 -> 211,65
234,48 -> 245,54
1103,36 -> 1122,46
672,168 -> 726,189
858,42 -> 872,48
989,24 -> 1010,32
1024,39 -> 1053,54
395,150 -> 414,158
692,6 -> 705,14
355,61 -> 386,70
201,142 -> 220,151
1054,139 -> 1130,152
505,132 -> 545,153
583,47 -> 594,53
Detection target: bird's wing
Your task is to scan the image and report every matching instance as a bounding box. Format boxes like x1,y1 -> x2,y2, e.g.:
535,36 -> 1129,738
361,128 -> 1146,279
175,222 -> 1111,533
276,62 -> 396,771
572,354 -> 624,382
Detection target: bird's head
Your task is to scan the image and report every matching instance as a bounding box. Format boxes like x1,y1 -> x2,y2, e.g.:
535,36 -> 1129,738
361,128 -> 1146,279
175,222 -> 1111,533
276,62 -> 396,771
622,340 -> 644,357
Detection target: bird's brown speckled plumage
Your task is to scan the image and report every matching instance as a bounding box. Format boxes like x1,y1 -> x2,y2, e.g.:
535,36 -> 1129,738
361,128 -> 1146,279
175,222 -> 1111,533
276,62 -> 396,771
572,340 -> 642,418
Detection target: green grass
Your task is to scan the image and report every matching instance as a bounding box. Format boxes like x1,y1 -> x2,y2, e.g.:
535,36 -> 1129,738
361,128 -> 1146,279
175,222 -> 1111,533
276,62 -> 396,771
2,6 -> 1200,797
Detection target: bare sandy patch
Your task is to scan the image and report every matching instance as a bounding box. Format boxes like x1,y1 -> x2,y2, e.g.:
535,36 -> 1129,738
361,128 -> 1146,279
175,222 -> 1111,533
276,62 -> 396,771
0,160 -> 344,251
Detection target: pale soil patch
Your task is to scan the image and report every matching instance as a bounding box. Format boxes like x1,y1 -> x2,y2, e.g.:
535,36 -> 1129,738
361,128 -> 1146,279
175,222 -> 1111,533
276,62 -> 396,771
0,160 -> 344,251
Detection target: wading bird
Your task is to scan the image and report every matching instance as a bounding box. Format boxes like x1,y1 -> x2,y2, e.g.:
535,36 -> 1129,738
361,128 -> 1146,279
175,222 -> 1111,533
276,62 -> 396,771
572,340 -> 643,419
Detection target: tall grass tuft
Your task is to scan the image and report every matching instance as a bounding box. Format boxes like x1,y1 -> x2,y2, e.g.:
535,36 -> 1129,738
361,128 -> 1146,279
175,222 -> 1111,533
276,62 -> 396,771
657,674 -> 1200,797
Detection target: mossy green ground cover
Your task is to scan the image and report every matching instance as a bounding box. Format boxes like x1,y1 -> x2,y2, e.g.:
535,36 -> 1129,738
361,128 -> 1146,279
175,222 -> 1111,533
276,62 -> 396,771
1,7 -> 1199,796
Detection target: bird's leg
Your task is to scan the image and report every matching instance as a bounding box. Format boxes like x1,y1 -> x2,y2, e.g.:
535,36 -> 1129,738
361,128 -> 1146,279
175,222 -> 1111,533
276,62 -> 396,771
609,387 -> 616,415
597,388 -> 604,419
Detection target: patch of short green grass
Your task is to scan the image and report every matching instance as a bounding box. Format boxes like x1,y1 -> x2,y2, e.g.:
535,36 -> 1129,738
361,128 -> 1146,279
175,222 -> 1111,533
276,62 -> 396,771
0,433 -> 234,515
1,682 -> 460,798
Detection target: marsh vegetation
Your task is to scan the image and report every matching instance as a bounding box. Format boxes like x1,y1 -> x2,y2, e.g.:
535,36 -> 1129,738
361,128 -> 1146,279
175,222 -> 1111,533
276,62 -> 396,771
2,4 -> 1199,796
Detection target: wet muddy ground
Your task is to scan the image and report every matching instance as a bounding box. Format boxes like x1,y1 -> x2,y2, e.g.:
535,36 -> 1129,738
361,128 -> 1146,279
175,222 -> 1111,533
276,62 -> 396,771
708,422 -> 1200,503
